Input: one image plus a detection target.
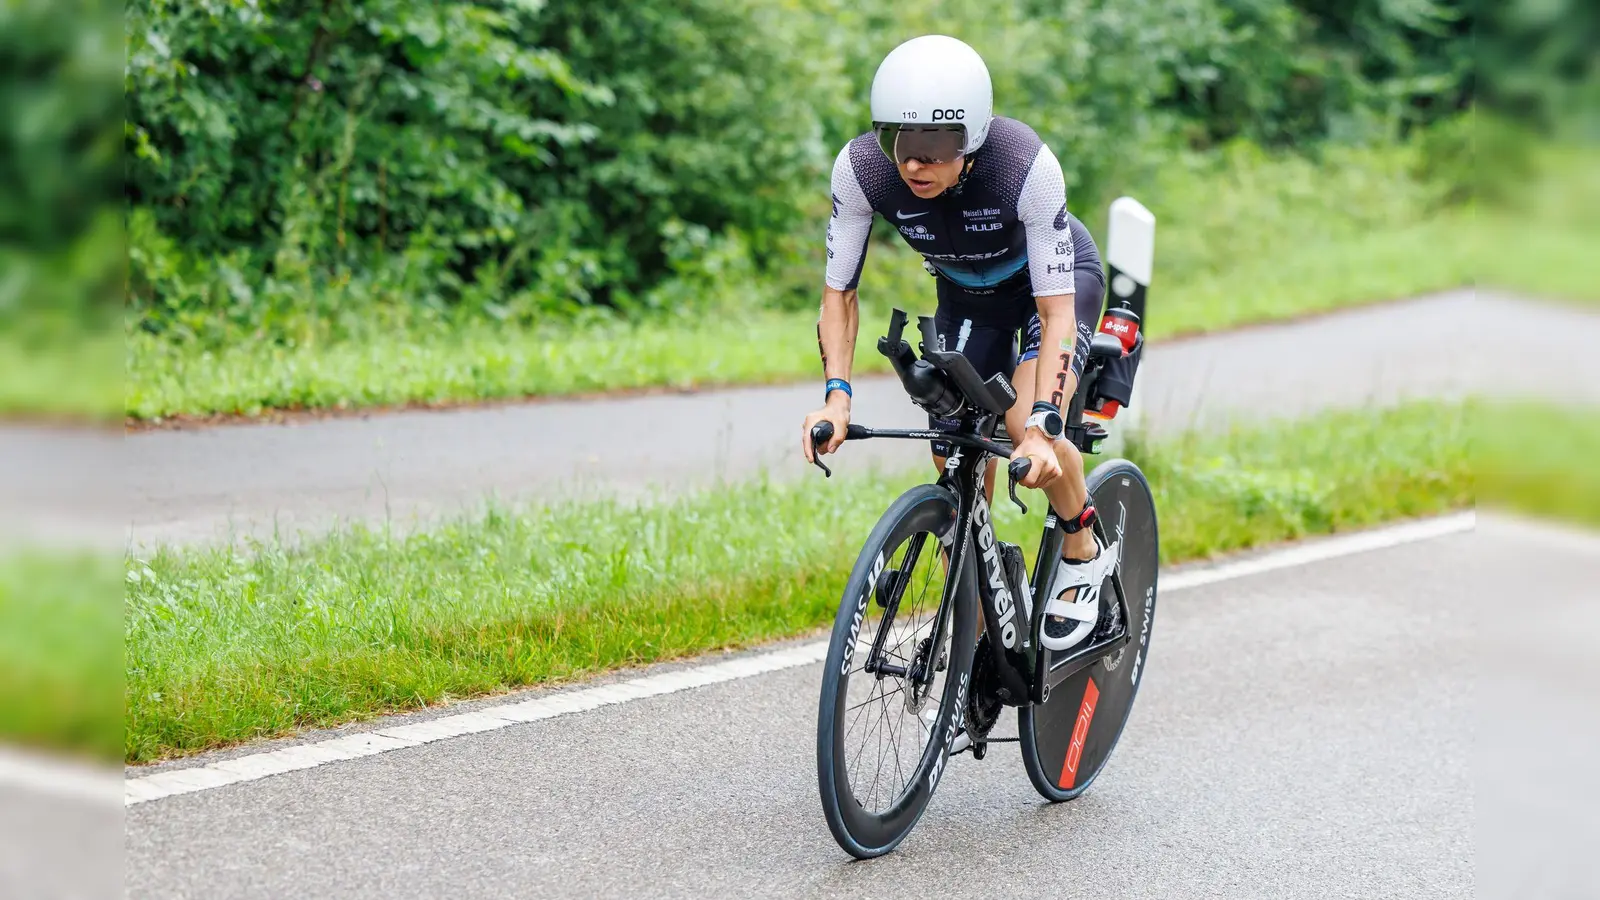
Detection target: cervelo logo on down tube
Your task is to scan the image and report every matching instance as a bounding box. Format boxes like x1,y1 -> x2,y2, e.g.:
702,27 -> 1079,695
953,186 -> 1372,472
1058,678 -> 1101,789
971,496 -> 1018,649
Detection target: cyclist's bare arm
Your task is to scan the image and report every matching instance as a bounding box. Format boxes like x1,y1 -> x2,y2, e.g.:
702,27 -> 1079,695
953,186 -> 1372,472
1035,291 -> 1084,416
803,142 -> 878,464
1020,291 -> 1095,558
817,286 -> 860,388
802,286 -> 860,462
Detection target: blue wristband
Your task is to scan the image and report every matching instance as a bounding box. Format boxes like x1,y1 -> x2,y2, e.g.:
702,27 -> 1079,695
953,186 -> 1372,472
825,378 -> 852,401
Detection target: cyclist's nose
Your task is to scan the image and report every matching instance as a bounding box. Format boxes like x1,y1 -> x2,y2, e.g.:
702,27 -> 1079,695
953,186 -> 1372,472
904,158 -> 925,176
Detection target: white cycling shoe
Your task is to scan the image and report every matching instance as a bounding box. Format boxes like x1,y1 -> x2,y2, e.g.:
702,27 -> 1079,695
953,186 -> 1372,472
1039,536 -> 1120,652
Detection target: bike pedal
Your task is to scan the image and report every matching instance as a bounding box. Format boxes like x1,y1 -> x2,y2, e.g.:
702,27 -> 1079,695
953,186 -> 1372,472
972,741 -> 987,761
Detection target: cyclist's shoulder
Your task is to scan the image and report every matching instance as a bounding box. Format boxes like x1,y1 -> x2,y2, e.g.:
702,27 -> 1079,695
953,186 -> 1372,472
968,118 -> 1052,203
988,115 -> 1042,140
983,117 -> 1048,159
833,133 -> 904,210
834,131 -> 890,173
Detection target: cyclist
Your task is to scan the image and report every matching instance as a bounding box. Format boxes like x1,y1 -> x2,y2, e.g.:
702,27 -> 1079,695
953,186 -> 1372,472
800,34 -> 1116,649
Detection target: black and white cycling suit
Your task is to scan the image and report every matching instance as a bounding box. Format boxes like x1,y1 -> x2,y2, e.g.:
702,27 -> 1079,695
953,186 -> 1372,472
825,116 -> 1104,449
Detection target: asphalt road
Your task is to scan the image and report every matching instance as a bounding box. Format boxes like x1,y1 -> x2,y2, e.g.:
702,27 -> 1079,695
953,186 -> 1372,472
121,522 -> 1539,899
0,778 -> 122,900
53,289 -> 1586,547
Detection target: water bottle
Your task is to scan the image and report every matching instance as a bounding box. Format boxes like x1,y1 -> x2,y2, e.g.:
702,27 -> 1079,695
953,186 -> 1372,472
1087,306 -> 1140,420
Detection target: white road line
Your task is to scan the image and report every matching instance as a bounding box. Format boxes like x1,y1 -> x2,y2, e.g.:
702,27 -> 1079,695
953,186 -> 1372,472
124,512 -> 1475,808
0,745 -> 123,806
1159,512 -> 1476,592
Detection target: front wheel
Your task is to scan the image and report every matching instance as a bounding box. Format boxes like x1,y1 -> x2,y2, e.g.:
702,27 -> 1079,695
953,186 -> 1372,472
817,483 -> 977,858
1019,458 -> 1160,802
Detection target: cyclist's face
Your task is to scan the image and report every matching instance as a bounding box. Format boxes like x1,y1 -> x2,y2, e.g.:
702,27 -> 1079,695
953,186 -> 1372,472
899,156 -> 964,198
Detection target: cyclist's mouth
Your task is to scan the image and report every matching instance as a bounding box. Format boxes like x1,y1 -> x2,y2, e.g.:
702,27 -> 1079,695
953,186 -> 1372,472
906,176 -> 936,193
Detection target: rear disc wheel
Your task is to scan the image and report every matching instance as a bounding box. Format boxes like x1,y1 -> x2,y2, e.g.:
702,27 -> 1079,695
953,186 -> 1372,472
1019,458 -> 1160,802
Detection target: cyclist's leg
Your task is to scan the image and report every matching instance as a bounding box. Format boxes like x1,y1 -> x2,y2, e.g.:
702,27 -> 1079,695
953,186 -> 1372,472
927,301 -> 1022,504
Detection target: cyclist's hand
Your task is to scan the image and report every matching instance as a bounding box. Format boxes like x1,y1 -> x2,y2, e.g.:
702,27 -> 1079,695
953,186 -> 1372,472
1012,433 -> 1061,489
802,400 -> 850,464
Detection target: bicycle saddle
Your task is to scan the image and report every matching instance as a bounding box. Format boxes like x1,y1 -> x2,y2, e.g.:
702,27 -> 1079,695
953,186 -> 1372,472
1088,332 -> 1126,361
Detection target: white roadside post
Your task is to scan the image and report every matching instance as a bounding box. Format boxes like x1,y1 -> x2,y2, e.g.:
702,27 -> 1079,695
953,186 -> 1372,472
1097,197 -> 1156,456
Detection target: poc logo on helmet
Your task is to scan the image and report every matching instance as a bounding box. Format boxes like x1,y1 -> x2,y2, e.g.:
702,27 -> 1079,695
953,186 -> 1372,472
931,108 -> 965,122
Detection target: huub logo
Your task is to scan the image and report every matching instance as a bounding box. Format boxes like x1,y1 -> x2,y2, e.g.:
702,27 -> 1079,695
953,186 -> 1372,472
932,108 -> 965,122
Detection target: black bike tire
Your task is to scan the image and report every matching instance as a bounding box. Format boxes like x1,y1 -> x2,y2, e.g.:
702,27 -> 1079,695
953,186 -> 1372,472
817,482 -> 979,858
1018,458 -> 1160,803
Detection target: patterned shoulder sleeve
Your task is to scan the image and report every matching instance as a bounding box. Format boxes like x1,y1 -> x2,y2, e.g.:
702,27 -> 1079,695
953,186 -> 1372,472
824,143 -> 875,292
1016,144 -> 1075,297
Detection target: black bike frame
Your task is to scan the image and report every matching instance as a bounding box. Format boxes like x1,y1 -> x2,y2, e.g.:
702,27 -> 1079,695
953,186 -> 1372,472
843,417 -> 1136,708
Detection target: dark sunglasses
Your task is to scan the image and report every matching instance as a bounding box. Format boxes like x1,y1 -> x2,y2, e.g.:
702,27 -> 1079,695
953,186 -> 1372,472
874,123 -> 967,166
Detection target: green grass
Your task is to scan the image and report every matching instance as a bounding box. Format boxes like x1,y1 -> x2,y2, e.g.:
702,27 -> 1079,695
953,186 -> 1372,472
0,326 -> 122,422
0,551 -> 123,762
1476,400 -> 1600,529
124,402 -> 1471,762
126,142 -> 1495,421
1473,144 -> 1600,306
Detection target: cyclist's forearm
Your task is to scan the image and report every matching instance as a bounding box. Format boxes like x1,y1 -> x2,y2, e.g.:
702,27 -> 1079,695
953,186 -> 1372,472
1034,293 -> 1078,411
817,286 -> 861,386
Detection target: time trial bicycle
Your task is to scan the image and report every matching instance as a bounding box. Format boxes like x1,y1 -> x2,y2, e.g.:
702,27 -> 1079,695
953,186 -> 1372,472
810,307 -> 1160,858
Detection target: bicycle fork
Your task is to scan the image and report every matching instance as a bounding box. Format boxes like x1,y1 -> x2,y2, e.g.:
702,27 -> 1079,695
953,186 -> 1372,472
864,481 -> 981,694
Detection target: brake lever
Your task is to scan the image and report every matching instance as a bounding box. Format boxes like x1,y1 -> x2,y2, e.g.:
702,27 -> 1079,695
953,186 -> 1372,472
1007,457 -> 1030,515
810,421 -> 835,478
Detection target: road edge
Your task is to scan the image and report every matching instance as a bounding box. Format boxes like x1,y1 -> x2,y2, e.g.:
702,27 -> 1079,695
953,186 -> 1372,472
120,511 -> 1476,809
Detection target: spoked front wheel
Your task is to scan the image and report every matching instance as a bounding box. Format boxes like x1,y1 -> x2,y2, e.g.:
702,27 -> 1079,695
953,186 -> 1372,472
817,483 -> 978,858
1019,458 -> 1160,802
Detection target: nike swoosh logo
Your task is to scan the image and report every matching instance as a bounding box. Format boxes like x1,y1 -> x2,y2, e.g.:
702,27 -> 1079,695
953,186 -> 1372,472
1053,203 -> 1068,230
896,210 -> 930,220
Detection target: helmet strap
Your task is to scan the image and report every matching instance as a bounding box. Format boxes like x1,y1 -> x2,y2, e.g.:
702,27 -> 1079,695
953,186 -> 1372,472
941,156 -> 977,198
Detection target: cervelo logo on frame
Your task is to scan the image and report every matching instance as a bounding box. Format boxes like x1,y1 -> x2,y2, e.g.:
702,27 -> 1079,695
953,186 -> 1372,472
971,496 -> 1018,649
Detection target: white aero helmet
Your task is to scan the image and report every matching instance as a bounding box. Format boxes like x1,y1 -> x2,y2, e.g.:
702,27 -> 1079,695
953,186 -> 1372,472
869,34 -> 994,164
